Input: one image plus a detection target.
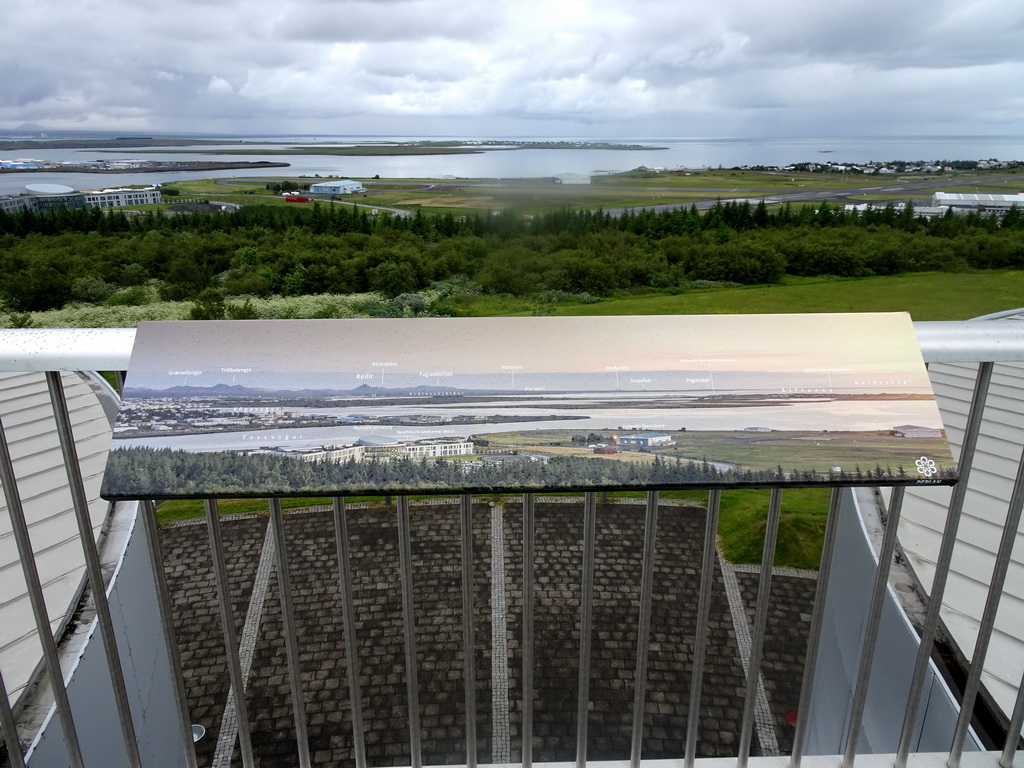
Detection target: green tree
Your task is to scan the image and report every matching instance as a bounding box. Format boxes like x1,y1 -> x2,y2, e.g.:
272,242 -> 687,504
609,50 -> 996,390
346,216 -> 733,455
188,288 -> 226,320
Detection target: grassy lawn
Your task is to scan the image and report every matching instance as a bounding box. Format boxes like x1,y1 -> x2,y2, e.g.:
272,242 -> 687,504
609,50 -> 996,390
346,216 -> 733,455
594,169 -> 886,191
716,488 -> 831,569
451,271 -> 1024,322
167,168 -> 1020,216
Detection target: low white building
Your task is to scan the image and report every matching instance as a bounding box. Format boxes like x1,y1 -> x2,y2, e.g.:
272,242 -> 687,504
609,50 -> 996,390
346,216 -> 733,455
309,180 -> 366,195
933,192 -> 1024,212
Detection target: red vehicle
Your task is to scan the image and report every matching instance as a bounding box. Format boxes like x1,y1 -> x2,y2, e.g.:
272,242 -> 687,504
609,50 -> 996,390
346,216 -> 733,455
285,196 -> 309,203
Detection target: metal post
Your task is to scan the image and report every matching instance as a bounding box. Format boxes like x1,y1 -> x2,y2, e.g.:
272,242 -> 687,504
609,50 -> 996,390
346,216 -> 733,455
397,495 -> 422,768
790,487 -> 843,768
268,499 -> 311,767
460,494 -> 478,767
46,371 -> 142,768
630,491 -> 659,768
948,441 -> 1024,768
0,665 -> 26,768
0,413 -> 85,768
204,498 -> 255,767
841,486 -> 906,767
999,667 -> 1024,768
685,489 -> 721,768
575,491 -> 598,768
737,488 -> 783,767
522,493 -> 536,768
896,361 -> 994,768
140,500 -> 199,768
332,497 -> 367,768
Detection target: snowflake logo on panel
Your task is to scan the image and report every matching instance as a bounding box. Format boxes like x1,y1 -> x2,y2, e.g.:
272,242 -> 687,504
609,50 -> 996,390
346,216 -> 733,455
915,457 -> 938,477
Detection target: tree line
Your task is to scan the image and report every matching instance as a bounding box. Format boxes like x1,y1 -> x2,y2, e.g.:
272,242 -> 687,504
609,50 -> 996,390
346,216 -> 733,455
1,198 -> 1022,313
103,446 -> 951,498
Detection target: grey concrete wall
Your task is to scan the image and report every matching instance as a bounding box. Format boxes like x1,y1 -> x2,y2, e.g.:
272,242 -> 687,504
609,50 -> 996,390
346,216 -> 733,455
27,504 -> 188,767
804,488 -> 975,755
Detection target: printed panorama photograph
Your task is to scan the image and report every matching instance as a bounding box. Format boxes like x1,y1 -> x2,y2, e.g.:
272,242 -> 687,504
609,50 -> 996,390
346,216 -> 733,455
100,314 -> 958,500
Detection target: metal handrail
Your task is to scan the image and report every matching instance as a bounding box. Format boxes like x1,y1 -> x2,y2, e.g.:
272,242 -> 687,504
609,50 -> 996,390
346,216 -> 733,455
1,318 -> 1024,372
4,316 -> 1024,767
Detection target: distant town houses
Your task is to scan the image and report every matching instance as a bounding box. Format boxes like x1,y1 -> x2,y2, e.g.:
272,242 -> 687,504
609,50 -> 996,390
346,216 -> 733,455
741,158 -> 1020,175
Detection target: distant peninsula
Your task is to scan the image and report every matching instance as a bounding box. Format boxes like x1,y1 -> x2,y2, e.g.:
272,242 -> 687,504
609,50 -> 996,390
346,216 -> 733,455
0,160 -> 291,174
0,137 -> 665,156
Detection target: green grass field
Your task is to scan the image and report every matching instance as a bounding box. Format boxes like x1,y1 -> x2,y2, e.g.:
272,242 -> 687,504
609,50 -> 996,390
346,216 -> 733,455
454,271 -> 1024,321
167,166 -> 1019,215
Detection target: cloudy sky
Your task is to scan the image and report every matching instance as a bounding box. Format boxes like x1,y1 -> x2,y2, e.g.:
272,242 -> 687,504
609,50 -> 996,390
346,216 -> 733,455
2,0 -> 1022,137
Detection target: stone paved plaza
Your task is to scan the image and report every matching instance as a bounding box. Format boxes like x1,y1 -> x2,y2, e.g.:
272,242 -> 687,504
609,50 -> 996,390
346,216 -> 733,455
159,499 -> 817,767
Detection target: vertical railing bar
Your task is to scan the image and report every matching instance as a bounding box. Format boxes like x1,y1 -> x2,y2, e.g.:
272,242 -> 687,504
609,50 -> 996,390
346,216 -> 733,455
333,497 -> 367,768
268,498 -> 311,768
841,486 -> 907,767
575,491 -> 598,768
397,495 -> 423,768
790,487 -> 843,768
0,415 -> 84,766
999,667 -> 1024,768
140,500 -> 199,768
0,664 -> 26,768
460,493 -> 478,767
896,361 -> 994,768
46,371 -> 142,768
629,490 -> 659,768
948,441 -> 1024,768
737,488 -> 783,768
114,370 -> 126,395
685,489 -> 721,768
204,498 -> 255,767
522,492 -> 536,768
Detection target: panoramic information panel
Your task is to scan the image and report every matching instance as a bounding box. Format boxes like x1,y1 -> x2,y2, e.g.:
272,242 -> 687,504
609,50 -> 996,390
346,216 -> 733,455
101,314 -> 957,500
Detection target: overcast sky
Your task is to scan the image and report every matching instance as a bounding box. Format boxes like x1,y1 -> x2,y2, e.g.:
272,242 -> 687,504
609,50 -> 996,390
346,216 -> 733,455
2,0 -> 1022,138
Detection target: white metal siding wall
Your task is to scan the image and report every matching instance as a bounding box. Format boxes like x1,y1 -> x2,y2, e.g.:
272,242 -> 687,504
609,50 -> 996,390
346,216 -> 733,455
900,361 -> 1024,720
0,372 -> 112,707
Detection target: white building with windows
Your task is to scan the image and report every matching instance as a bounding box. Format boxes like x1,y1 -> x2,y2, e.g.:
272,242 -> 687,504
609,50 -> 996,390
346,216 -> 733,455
0,184 -> 161,213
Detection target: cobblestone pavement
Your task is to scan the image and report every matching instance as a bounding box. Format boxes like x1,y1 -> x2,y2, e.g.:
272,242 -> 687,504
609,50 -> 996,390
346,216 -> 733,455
732,567 -> 818,756
159,500 -> 816,767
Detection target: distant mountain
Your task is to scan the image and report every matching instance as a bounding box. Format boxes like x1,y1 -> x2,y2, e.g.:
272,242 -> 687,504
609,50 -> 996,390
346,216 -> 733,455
125,382 -> 475,398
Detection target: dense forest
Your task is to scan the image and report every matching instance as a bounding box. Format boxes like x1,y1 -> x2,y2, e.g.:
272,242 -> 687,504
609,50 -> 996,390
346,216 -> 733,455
1,199 -> 1022,315
104,445 -> 952,498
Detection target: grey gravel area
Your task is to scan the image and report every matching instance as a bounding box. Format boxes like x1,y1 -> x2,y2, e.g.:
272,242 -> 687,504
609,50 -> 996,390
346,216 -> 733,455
160,500 -> 815,767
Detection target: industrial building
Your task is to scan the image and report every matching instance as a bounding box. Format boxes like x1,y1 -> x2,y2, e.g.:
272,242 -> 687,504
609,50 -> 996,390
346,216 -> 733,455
613,432 -> 674,447
932,191 -> 1024,213
309,179 -> 366,195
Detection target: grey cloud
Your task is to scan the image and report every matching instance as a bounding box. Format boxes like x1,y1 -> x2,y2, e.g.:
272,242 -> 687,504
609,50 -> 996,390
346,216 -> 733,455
273,0 -> 493,43
1,0 -> 1022,137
